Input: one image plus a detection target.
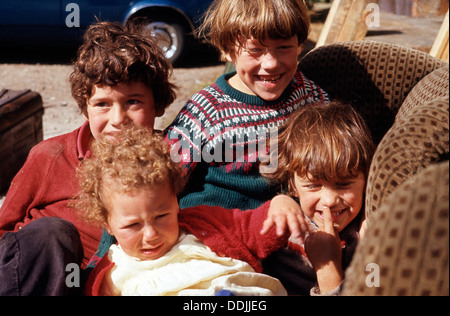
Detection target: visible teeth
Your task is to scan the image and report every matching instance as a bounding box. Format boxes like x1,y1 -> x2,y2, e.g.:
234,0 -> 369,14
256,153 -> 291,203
259,75 -> 281,83
319,210 -> 344,217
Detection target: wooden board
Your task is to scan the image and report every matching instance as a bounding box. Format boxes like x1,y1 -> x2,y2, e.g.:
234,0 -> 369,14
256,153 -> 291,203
316,0 -> 373,47
430,10 -> 449,62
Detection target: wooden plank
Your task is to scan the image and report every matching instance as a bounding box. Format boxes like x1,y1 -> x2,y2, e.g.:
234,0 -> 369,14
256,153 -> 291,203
316,0 -> 343,47
430,10 -> 449,62
316,0 -> 373,48
337,0 -> 371,42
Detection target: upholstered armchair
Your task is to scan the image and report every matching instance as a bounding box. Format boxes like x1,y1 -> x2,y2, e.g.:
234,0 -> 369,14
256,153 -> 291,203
299,41 -> 448,296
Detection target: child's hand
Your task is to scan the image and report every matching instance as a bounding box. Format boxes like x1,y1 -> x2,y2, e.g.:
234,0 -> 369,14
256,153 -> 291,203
260,194 -> 310,241
304,206 -> 344,293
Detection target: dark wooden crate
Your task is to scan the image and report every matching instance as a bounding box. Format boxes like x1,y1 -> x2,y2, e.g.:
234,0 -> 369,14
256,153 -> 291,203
0,89 -> 44,192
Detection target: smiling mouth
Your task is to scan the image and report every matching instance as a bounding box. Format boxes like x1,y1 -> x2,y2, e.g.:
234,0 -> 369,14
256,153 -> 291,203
316,209 -> 347,220
257,75 -> 282,83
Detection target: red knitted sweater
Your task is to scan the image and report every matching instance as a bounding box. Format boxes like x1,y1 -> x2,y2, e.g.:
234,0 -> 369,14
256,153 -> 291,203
85,201 -> 290,295
0,122 -> 103,266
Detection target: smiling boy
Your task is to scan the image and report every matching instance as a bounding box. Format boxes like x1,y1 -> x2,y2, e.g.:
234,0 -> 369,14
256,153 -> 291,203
0,21 -> 176,295
262,101 -> 376,295
294,174 -> 366,233
165,0 -> 329,212
227,36 -> 303,101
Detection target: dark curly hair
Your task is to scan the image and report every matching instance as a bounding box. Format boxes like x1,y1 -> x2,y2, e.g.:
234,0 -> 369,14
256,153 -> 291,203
70,20 -> 177,117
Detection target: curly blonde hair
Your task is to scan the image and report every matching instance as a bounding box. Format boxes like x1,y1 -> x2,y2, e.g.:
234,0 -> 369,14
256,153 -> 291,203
74,125 -> 184,226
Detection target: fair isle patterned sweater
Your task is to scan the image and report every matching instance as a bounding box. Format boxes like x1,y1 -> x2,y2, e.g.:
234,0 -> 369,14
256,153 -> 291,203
165,69 -> 329,210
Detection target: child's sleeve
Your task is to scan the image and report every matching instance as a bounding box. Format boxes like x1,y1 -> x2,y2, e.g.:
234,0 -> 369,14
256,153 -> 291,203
0,145 -> 48,235
230,202 -> 291,260
179,203 -> 290,272
84,253 -> 115,296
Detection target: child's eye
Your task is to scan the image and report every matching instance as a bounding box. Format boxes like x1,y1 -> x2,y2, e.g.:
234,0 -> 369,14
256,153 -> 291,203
245,48 -> 264,55
94,102 -> 109,108
155,213 -> 168,220
304,184 -> 321,191
128,99 -> 140,105
123,223 -> 138,229
335,182 -> 352,189
91,102 -> 110,112
127,99 -> 143,108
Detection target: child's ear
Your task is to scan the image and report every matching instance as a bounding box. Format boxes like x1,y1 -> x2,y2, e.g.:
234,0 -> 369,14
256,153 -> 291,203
296,44 -> 303,57
289,183 -> 299,198
104,220 -> 113,236
224,52 -> 235,63
155,107 -> 165,117
82,111 -> 89,121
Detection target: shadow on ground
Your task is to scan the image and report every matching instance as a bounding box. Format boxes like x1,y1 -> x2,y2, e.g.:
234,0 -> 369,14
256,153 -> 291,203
0,40 -> 223,68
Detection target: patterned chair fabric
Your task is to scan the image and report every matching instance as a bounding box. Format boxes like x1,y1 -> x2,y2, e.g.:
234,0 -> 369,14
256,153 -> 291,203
398,66 -> 450,119
299,41 -> 449,296
367,94 -> 449,221
299,41 -> 447,143
343,161 -> 449,296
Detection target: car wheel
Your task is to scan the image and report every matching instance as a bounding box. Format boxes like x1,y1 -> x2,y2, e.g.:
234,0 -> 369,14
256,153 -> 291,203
145,16 -> 187,63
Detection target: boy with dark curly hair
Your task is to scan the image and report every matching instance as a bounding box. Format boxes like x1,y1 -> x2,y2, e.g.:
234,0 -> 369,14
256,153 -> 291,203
0,20 -> 176,295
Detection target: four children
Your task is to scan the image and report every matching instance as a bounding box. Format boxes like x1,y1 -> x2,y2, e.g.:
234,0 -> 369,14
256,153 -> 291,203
0,0 -> 377,296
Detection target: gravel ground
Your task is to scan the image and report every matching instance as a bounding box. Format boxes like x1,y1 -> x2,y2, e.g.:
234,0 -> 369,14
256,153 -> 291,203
0,45 -> 225,140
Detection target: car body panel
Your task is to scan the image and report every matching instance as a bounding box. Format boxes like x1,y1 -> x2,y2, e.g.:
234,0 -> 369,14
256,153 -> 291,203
123,0 -> 212,29
0,0 -> 212,45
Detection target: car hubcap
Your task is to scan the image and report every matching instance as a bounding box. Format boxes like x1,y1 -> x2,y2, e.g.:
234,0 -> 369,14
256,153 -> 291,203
147,22 -> 179,60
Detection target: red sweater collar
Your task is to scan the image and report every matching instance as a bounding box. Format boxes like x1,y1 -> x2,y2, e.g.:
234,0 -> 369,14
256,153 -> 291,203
77,121 -> 92,160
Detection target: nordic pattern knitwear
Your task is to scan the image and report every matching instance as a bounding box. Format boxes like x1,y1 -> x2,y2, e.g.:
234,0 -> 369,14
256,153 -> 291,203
165,69 -> 329,210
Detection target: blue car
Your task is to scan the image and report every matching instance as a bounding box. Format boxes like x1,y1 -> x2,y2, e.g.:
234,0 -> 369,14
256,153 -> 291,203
0,0 -> 214,63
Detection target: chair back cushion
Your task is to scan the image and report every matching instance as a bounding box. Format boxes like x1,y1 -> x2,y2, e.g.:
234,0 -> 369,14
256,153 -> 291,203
366,66 -> 449,219
343,161 -> 449,296
299,41 -> 446,143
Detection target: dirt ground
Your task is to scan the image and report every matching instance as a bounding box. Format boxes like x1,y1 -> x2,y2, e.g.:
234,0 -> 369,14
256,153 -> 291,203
0,44 -> 225,139
0,4 -> 446,205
